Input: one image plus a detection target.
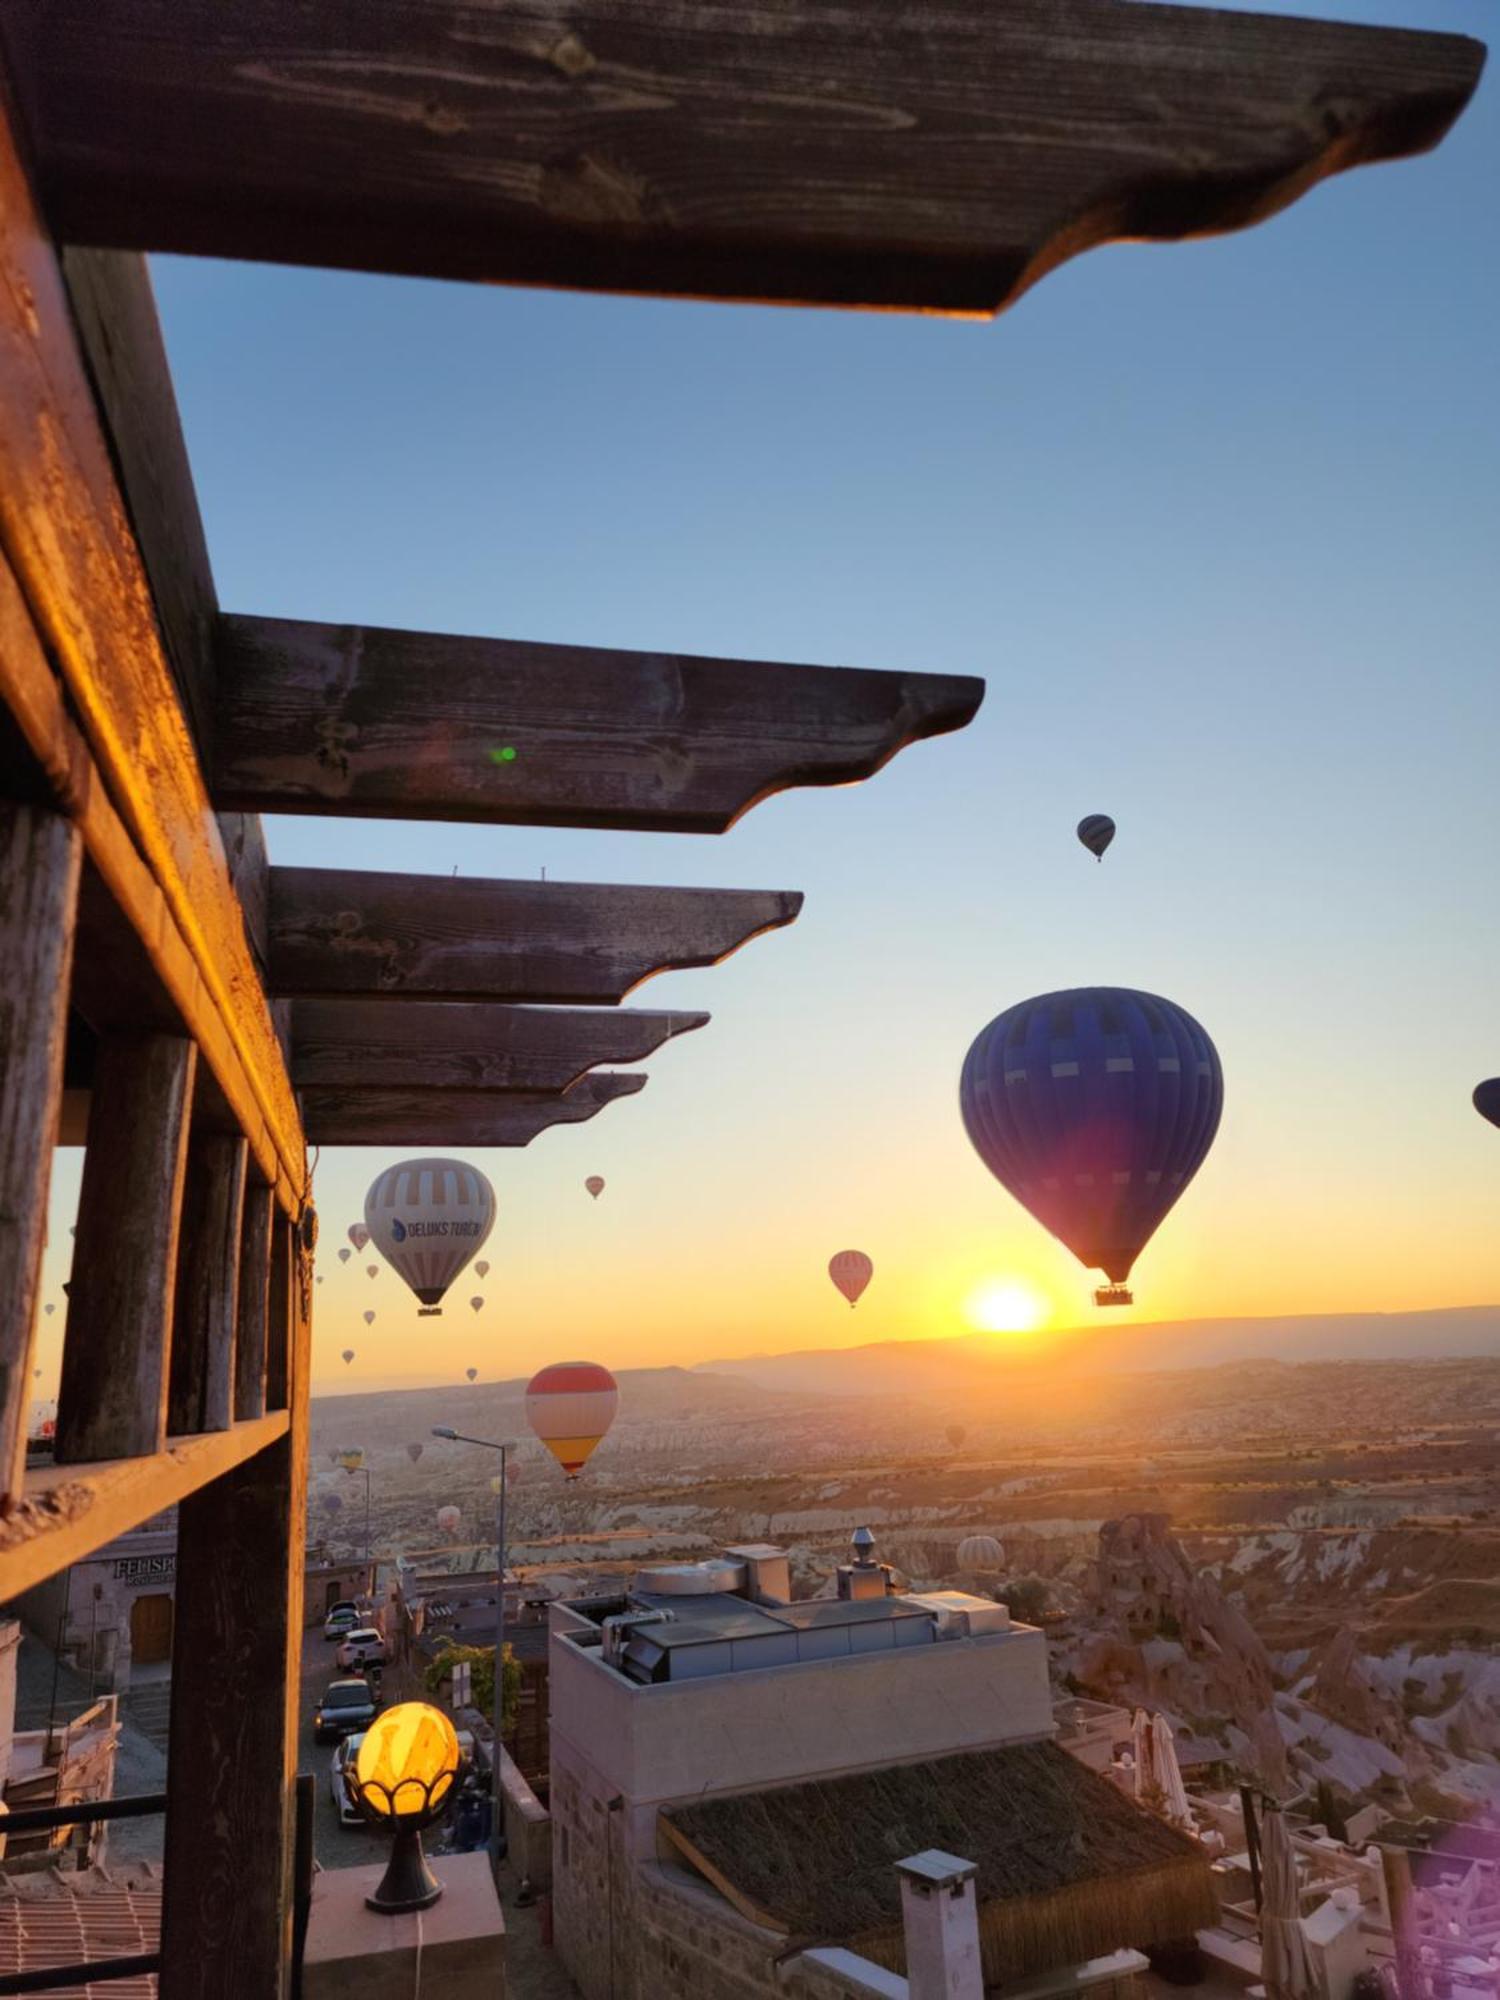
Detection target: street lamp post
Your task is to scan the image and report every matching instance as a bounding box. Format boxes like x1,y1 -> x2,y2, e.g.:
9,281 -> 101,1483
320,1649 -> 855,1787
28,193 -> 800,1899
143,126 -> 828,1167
432,1425 -> 512,1866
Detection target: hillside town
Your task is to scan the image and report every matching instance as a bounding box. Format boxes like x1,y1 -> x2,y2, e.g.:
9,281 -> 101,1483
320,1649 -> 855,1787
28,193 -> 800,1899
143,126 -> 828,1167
6,1348 -> 1500,1994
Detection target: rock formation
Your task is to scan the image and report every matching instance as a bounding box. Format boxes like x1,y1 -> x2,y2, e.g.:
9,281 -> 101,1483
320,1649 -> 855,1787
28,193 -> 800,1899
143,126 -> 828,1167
1077,1512 -> 1290,1791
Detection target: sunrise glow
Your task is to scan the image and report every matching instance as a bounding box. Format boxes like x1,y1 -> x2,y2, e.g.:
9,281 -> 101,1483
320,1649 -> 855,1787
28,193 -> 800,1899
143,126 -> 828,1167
962,1277 -> 1050,1337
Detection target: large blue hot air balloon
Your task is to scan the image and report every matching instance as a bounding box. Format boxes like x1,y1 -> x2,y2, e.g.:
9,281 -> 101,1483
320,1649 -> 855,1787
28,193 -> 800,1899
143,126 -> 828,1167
960,987 -> 1223,1306
1475,1080 -> 1500,1130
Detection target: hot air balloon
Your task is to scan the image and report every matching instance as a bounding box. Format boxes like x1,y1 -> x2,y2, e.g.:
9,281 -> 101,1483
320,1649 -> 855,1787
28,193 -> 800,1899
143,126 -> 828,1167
323,1492 -> 344,1516
1076,814 -> 1115,861
338,1248 -> 351,1265
960,986 -> 1223,1308
44,1304 -> 54,1316
406,1442 -> 424,1465
436,1504 -> 461,1539
828,1250 -> 873,1308
316,1276 -> 324,1285
469,1296 -> 484,1314
366,1265 -> 378,1280
363,1310 -> 375,1327
364,1158 -> 496,1314
957,1534 -> 1004,1573
489,1474 -> 506,1496
341,1348 -> 356,1365
475,1260 -> 490,1279
348,1224 -> 369,1251
585,1176 -> 605,1201
1475,1080 -> 1500,1129
526,1361 -> 618,1478
338,1448 -> 365,1475
466,1367 -> 479,1383
946,1425 -> 966,1450
327,1449 -> 339,1465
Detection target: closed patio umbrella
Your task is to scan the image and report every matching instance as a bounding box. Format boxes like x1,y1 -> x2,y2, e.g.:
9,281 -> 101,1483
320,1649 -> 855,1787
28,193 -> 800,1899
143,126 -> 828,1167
1260,1805 -> 1318,2000
1151,1713 -> 1195,1833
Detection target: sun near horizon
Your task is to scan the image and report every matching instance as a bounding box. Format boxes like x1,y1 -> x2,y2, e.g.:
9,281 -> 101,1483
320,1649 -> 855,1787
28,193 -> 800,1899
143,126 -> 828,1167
961,1275 -> 1052,1339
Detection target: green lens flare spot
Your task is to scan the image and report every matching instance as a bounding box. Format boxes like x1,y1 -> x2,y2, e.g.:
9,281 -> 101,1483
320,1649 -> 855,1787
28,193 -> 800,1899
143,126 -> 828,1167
488,746 -> 518,765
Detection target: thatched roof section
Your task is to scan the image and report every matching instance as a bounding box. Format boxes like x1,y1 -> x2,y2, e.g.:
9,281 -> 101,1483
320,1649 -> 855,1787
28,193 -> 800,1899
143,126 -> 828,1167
659,1738 -> 1216,1985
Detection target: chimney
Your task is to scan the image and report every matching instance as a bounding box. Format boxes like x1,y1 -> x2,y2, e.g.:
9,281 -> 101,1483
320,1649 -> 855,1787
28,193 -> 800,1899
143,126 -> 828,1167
896,1851 -> 983,2000
837,1525 -> 894,1602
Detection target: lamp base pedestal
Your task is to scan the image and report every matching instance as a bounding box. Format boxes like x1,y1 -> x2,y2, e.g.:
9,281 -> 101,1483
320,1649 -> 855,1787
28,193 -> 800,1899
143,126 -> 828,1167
366,1825 -> 443,1914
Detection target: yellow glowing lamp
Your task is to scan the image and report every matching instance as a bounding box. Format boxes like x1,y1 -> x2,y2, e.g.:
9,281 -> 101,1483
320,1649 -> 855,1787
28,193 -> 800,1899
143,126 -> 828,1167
352,1701 -> 463,1912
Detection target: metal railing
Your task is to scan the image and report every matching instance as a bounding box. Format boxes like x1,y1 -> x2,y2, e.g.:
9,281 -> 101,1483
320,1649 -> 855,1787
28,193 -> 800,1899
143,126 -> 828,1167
0,1777 -> 315,1996
0,1792 -> 165,1995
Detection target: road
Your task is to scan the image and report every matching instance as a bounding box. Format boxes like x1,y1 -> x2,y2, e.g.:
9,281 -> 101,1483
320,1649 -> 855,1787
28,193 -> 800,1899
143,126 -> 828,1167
298,1623 -> 388,1870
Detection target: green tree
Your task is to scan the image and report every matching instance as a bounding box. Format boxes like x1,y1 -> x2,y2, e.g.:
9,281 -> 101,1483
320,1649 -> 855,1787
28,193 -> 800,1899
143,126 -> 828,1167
425,1639 -> 523,1734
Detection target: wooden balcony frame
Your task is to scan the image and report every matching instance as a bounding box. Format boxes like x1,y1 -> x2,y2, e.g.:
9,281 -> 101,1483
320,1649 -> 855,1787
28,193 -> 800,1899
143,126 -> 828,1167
0,5 -> 1481,1996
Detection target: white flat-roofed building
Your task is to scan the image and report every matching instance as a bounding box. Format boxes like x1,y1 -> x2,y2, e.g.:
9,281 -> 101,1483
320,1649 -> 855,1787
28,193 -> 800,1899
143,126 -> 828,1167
545,1531 -> 1214,1999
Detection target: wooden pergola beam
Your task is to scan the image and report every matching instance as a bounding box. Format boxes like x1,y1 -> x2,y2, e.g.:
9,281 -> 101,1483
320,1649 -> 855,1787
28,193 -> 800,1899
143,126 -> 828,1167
0,2 -> 1481,316
300,1071 -> 645,1146
291,999 -> 707,1093
0,1410 -> 290,1600
0,96 -> 305,1210
214,614 -> 982,833
269,868 -> 801,1003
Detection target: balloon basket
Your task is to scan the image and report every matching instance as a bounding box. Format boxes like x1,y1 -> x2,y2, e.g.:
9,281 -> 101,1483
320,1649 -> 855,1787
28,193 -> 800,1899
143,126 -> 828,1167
417,1308 -> 441,1316
1093,1285 -> 1133,1308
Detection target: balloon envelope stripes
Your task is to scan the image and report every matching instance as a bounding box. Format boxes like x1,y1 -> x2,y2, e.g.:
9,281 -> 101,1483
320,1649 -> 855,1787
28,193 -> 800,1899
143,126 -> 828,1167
526,1361 -> 618,1477
960,987 -> 1223,1288
364,1156 -> 496,1312
828,1250 -> 873,1307
1076,814 -> 1115,860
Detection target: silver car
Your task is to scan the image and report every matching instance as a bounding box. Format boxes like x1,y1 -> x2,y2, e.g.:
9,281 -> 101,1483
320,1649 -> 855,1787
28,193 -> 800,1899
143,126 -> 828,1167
329,1732 -> 368,1827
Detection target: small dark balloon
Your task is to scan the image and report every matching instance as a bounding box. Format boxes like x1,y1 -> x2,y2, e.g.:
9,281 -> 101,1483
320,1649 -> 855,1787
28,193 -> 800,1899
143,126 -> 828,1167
1077,814 -> 1115,861
1475,1079 -> 1500,1130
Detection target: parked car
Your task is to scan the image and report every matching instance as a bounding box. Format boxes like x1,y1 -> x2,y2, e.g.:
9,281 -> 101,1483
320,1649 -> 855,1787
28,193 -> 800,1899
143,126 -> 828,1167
313,1677 -> 378,1744
329,1732 -> 368,1827
336,1627 -> 387,1671
323,1600 -> 361,1642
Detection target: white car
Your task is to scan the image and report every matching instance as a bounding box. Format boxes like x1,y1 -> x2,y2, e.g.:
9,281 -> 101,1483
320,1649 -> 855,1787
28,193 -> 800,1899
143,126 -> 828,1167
329,1732 -> 368,1828
335,1627 -> 387,1671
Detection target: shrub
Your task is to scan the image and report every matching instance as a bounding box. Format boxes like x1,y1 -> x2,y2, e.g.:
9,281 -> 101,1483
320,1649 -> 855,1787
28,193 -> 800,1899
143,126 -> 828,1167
424,1639 -> 523,1733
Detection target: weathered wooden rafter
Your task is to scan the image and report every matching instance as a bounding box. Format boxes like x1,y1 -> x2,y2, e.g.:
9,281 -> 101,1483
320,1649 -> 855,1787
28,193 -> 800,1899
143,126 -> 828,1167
214,614 -> 982,832
0,115 -> 305,1208
0,2 -> 1481,315
291,998 -> 707,1093
300,1071 -> 645,1146
270,868 -> 801,1002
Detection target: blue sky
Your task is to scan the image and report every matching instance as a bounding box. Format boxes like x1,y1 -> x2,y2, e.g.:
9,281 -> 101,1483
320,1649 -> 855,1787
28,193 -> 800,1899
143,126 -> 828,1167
40,0 -> 1498,1390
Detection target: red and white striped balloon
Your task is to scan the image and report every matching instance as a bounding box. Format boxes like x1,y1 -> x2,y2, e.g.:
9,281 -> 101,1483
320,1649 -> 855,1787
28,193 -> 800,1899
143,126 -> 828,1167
526,1362 -> 618,1479
828,1250 -> 873,1308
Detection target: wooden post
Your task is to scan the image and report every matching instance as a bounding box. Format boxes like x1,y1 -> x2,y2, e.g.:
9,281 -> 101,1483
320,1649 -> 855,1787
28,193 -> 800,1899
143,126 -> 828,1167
234,1178 -> 274,1421
0,802 -> 82,1507
1381,1845 -> 1426,2000
55,1031 -> 195,1463
160,1220 -> 311,1998
169,1132 -> 247,1435
265,1215 -> 293,1412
